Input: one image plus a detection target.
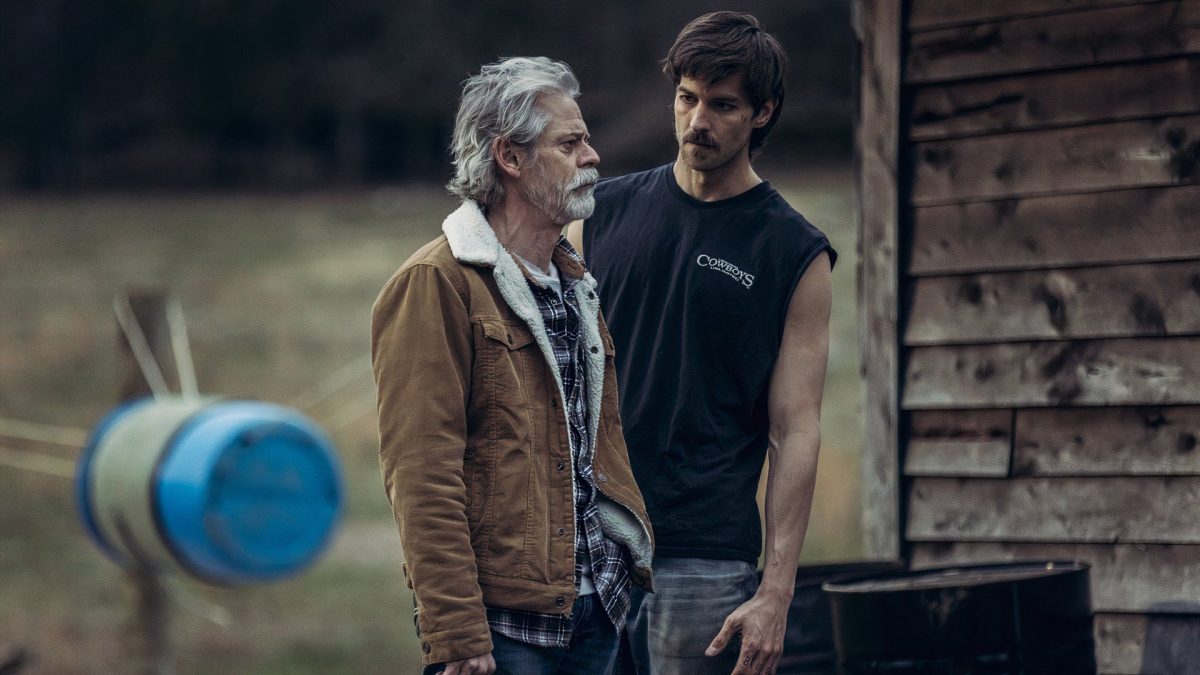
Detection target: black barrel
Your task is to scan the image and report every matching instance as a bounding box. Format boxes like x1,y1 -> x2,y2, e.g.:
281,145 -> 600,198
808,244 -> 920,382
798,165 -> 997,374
778,561 -> 905,674
823,561 -> 1096,674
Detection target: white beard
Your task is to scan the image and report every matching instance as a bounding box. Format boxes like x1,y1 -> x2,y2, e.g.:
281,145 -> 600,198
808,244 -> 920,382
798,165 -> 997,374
526,165 -> 599,224
562,185 -> 596,221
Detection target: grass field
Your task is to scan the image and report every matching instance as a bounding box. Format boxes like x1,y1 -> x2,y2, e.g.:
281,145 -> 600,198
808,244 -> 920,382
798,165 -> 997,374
0,165 -> 860,673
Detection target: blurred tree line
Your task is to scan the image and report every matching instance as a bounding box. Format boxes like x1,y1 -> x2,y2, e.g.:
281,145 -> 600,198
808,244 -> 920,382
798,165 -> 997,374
0,0 -> 851,192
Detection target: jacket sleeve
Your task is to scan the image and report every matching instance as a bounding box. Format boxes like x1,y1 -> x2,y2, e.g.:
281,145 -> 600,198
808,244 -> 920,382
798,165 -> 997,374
370,262 -> 492,665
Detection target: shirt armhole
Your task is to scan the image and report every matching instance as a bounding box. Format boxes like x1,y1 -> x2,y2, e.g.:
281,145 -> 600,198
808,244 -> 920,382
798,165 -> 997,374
779,238 -> 836,336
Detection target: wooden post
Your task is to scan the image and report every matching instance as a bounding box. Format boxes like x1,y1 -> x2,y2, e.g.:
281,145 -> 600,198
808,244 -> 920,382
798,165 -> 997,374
116,291 -> 175,675
854,0 -> 903,561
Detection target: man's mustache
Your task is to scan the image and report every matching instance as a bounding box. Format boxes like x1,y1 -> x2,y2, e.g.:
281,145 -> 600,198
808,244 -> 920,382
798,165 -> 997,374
683,131 -> 716,147
568,168 -> 600,190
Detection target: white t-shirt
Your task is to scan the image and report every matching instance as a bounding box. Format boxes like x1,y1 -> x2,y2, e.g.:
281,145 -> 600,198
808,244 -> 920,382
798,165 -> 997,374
514,253 -> 564,301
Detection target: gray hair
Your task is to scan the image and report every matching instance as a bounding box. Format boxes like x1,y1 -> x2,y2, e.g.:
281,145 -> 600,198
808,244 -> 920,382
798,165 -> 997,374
447,56 -> 581,207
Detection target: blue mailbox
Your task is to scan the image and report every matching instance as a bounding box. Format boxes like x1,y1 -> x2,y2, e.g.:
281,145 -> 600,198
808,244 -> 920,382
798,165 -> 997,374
76,397 -> 343,584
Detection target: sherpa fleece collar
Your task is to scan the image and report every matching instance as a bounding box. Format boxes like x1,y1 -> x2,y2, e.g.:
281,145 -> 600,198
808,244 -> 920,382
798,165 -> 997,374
441,200 -> 506,267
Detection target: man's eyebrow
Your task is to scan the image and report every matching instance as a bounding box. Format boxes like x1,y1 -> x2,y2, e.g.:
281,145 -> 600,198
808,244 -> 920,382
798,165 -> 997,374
676,83 -> 743,103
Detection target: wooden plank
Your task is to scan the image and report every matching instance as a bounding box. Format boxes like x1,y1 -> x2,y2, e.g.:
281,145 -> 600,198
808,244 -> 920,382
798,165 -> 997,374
907,1 -> 1200,84
1014,406 -> 1200,476
1096,612 -> 1200,674
904,338 -> 1200,409
908,0 -> 1146,31
911,409 -> 1014,440
905,440 -> 1010,476
912,114 -> 1200,205
906,409 -> 1012,476
909,186 -> 1200,275
910,542 -> 1200,613
854,0 -> 903,560
905,261 -> 1200,345
906,476 -> 1200,543
911,57 -> 1200,141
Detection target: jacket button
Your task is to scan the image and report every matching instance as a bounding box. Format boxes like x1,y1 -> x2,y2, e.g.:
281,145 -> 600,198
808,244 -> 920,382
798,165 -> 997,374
590,346 -> 599,354
557,527 -> 566,536
597,472 -> 607,482
555,596 -> 566,607
551,398 -> 558,408
557,461 -> 566,471
422,643 -> 431,654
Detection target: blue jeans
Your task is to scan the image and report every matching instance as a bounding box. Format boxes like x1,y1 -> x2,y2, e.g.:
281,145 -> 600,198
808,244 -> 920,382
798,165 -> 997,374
621,557 -> 759,675
424,594 -> 619,675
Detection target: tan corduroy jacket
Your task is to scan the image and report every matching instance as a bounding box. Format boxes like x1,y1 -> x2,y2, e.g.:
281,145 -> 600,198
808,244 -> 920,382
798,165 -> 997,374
371,201 -> 654,666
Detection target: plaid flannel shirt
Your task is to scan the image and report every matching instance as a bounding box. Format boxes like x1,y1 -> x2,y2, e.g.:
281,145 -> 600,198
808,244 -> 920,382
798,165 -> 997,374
486,239 -> 632,647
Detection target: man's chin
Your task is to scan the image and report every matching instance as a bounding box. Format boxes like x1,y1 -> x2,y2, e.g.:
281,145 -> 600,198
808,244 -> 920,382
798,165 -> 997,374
684,138 -> 752,171
680,150 -> 722,172
564,198 -> 595,222
541,197 -> 594,226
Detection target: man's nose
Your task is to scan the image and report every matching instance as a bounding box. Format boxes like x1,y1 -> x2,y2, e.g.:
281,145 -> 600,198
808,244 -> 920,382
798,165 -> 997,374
580,141 -> 600,167
689,104 -> 713,132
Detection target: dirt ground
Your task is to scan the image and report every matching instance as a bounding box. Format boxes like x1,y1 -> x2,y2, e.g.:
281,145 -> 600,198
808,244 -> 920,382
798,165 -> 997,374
0,165 -> 861,673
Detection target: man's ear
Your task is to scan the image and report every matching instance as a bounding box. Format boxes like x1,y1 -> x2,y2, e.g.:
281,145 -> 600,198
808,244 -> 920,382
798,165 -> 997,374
753,99 -> 776,128
492,137 -> 525,179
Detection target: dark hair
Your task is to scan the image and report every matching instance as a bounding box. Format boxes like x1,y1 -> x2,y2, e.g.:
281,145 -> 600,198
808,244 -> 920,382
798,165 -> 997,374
663,11 -> 788,158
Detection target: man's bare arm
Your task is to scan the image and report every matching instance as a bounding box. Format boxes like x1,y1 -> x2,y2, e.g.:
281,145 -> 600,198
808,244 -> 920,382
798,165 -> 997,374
565,220 -> 585,259
707,250 -> 832,675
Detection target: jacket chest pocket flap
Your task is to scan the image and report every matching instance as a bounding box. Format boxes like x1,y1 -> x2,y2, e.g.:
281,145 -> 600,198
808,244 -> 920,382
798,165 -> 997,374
480,319 -> 536,351
478,319 -> 538,403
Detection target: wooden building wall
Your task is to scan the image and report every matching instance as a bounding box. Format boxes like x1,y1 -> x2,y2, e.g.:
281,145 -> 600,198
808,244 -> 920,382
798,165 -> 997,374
856,1 -> 1200,672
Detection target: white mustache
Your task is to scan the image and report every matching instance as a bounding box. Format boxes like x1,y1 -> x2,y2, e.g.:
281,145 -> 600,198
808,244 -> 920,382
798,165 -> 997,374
568,168 -> 599,190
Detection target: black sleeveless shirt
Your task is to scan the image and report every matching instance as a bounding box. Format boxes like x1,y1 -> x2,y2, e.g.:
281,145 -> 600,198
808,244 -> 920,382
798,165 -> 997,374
583,163 -> 836,562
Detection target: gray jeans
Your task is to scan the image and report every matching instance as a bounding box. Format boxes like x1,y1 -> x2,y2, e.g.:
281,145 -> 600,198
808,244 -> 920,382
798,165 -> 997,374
623,557 -> 759,675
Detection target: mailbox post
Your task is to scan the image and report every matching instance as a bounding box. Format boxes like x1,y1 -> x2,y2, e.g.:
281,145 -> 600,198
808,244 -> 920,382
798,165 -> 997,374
116,291 -> 174,675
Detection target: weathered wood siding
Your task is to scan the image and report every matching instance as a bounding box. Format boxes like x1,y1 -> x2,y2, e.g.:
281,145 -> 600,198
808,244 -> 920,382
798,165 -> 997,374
910,187 -> 1200,275
861,1 -> 1200,672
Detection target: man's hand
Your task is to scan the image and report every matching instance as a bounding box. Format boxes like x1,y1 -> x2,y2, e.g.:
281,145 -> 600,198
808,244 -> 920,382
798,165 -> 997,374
705,587 -> 791,674
439,652 -> 496,675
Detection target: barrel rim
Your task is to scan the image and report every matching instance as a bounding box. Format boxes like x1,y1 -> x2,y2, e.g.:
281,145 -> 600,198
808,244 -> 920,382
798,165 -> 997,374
150,402 -> 226,584
821,560 -> 1091,594
790,560 -> 907,588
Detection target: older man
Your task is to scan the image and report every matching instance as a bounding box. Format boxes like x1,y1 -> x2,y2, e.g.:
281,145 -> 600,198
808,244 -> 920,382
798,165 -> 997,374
371,57 -> 653,675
